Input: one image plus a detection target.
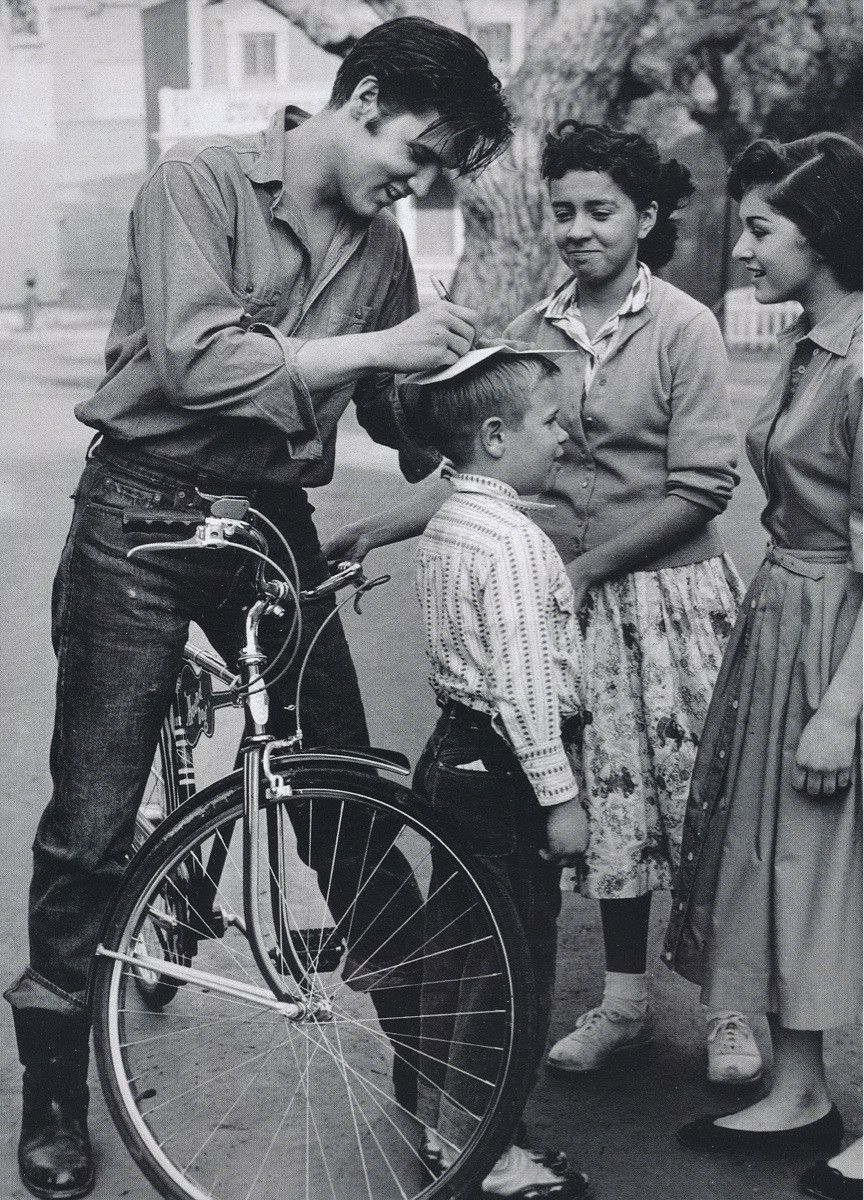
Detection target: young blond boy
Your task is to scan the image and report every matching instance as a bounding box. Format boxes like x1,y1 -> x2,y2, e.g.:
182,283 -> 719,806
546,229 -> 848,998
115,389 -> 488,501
402,349 -> 590,1199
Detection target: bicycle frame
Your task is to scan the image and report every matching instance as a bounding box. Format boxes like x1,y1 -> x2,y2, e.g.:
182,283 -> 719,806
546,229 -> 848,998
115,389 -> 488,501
98,504 -> 408,1015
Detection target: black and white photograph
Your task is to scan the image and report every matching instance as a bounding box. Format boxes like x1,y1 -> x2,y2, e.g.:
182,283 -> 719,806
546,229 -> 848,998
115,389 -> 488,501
0,2 -> 861,1198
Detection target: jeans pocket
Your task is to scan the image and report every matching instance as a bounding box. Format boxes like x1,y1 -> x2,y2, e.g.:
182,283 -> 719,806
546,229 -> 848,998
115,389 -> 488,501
427,757 -> 518,856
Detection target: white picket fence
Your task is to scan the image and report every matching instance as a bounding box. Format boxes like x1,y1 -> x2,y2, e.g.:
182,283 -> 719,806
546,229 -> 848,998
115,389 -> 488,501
723,287 -> 800,350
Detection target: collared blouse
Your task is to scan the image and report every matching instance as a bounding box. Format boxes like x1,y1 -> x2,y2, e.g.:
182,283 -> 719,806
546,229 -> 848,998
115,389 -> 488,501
417,473 -> 583,807
745,292 -> 862,571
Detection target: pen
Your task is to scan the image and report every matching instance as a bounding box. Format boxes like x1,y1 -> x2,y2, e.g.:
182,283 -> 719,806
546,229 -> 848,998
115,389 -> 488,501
429,275 -> 451,302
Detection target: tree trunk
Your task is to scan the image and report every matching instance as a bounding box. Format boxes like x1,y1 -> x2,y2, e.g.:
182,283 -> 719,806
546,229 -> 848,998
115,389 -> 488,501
450,0 -> 656,327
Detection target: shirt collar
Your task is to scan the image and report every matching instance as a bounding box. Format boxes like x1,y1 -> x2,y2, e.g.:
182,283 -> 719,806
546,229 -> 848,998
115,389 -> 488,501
536,262 -> 652,321
779,292 -> 862,357
244,106 -> 309,187
449,471 -> 552,511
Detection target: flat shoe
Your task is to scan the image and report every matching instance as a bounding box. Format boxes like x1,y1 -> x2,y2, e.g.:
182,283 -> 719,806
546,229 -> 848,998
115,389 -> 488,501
678,1105 -> 844,1156
801,1160 -> 864,1199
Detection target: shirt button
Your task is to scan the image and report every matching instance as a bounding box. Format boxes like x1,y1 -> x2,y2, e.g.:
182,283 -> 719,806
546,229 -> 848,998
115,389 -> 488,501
732,699 -> 739,709
687,852 -> 694,861
581,480 -> 589,488
597,375 -> 607,385
718,750 -> 726,760
245,283 -> 254,294
677,901 -> 685,911
663,950 -> 672,961
751,599 -> 758,609
702,801 -> 708,810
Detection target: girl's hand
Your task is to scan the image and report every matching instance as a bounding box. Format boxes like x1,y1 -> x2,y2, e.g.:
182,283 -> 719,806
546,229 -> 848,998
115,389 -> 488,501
793,710 -> 858,797
321,522 -> 373,564
540,797 -> 589,863
565,560 -> 595,613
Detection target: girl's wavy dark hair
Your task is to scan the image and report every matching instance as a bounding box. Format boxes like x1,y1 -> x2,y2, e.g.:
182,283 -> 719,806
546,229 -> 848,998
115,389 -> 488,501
540,121 -> 694,270
727,134 -> 863,290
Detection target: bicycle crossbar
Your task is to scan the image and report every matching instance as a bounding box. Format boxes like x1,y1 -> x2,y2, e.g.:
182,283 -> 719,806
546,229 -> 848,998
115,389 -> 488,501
96,946 -> 310,1017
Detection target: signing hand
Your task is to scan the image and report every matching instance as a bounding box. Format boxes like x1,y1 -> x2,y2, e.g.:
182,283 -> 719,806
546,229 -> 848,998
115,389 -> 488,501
792,710 -> 858,797
376,301 -> 478,372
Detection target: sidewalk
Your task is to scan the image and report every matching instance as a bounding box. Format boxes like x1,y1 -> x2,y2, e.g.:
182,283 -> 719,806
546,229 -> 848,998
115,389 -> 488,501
0,324 -> 859,1200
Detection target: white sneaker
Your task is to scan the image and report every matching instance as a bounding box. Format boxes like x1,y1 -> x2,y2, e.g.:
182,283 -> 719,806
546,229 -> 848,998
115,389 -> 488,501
706,1011 -> 763,1084
546,1005 -> 654,1073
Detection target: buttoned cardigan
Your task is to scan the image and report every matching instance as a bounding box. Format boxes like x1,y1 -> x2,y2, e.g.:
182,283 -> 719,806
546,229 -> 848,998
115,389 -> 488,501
503,276 -> 740,571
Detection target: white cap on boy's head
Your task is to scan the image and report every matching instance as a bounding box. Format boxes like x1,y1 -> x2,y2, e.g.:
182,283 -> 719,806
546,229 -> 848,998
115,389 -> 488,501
403,344 -> 575,387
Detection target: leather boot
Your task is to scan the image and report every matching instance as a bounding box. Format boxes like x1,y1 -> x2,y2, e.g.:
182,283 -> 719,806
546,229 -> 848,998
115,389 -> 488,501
12,1008 -> 95,1200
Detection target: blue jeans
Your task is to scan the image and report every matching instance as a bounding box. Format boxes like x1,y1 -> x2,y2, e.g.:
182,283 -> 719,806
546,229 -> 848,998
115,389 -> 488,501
412,702 -> 562,1148
7,448 -> 419,1015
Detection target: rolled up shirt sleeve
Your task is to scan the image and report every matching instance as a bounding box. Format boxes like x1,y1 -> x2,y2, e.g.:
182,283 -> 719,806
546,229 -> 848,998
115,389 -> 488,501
665,309 -> 740,514
133,158 -> 319,454
481,541 -> 579,807
352,234 -> 441,482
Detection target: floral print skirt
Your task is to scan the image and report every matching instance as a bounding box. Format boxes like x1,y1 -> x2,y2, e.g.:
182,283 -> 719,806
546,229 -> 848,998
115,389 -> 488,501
567,554 -> 743,899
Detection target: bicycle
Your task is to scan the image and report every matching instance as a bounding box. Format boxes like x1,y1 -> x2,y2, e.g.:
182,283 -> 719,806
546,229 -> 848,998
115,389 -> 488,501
90,495 -> 539,1200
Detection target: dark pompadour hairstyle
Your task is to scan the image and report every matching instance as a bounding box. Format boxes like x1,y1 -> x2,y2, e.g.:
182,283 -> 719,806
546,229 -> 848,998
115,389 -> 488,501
402,356 -> 559,468
540,121 -> 694,270
727,134 -> 863,291
329,17 -> 512,176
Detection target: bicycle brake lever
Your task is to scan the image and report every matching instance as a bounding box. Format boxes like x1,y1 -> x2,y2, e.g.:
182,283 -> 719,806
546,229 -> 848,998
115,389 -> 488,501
126,518 -> 247,558
353,574 -> 390,614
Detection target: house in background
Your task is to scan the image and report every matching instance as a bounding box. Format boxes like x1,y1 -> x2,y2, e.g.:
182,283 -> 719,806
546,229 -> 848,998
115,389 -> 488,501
0,0 -> 526,308
148,0 -> 526,303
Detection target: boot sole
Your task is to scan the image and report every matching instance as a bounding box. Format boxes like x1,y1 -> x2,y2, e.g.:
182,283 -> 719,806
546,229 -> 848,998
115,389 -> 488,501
546,1033 -> 655,1074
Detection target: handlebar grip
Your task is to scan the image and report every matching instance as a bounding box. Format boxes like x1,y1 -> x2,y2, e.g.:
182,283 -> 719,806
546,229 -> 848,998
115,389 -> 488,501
122,510 -> 203,536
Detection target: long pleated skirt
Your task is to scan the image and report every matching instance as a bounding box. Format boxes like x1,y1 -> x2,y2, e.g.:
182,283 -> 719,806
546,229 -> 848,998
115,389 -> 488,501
671,545 -> 862,1030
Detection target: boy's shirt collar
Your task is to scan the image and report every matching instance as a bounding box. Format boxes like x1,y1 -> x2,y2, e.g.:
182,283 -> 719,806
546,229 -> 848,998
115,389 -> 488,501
448,469 -> 552,511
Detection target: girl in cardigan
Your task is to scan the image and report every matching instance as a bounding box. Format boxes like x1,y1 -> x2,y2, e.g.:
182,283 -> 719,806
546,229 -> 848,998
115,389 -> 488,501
501,121 -> 758,1083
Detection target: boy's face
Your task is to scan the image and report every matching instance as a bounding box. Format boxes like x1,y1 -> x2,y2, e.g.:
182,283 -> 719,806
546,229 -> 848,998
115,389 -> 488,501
497,375 -> 569,495
334,81 -> 449,218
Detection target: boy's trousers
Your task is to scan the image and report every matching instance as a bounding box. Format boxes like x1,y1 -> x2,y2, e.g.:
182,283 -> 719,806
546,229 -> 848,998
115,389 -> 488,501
412,700 -> 562,1150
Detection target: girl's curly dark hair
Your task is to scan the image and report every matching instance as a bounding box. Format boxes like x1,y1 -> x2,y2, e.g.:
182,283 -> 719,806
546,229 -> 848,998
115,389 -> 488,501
541,121 -> 694,270
727,134 -> 862,290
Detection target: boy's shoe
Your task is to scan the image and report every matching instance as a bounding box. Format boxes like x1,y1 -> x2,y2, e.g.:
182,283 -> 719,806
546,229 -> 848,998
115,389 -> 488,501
706,1012 -> 763,1084
420,1131 -> 569,1180
546,1005 -> 654,1074
480,1145 -> 590,1198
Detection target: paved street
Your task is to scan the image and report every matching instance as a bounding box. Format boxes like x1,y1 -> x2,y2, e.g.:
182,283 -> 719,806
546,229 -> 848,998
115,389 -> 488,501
0,323 -> 859,1199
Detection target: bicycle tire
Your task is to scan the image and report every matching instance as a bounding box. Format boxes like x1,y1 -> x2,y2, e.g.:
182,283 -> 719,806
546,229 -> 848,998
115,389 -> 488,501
129,814 -> 188,1011
129,718 -> 199,1012
92,766 -> 537,1200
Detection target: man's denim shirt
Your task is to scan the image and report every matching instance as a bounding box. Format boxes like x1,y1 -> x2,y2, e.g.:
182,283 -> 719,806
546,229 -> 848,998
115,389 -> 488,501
76,107 -> 435,488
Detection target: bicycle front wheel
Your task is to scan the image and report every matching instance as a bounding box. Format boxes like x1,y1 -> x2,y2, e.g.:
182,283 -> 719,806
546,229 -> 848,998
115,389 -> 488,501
92,768 -> 537,1200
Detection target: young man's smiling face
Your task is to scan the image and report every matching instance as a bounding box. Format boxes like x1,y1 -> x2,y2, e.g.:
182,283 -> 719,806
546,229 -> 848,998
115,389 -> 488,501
333,81 -> 449,218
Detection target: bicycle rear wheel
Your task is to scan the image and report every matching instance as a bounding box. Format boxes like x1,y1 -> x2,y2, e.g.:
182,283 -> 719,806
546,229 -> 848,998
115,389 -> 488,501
130,717 -> 198,1012
92,767 -> 537,1200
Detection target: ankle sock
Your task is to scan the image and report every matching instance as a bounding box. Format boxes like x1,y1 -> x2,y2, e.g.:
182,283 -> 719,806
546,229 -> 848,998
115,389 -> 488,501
602,971 -> 650,1020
